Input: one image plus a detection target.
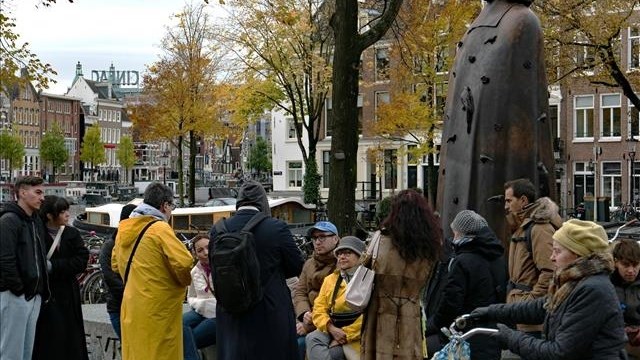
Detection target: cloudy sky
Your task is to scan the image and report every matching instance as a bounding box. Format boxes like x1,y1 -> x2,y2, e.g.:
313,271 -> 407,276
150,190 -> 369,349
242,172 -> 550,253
10,0 -> 222,94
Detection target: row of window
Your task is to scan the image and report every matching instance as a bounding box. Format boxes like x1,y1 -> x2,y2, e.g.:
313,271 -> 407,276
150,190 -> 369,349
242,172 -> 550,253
17,130 -> 40,149
100,128 -> 121,144
572,161 -> 640,208
99,109 -> 122,122
573,93 -> 640,139
12,108 -> 39,126
47,101 -> 72,114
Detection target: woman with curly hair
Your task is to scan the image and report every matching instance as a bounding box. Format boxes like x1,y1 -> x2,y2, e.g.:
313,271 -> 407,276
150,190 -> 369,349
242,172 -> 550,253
361,189 -> 442,360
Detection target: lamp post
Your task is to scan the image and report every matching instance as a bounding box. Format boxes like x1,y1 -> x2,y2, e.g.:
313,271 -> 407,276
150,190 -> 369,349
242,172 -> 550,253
629,146 -> 637,206
159,152 -> 169,185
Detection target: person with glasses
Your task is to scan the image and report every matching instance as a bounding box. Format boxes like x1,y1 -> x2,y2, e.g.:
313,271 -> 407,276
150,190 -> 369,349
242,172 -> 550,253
293,221 -> 340,360
112,182 -> 193,360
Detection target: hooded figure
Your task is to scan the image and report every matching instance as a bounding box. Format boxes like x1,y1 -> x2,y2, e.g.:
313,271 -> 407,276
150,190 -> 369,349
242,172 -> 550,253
209,180 -> 304,360
436,0 -> 555,243
426,210 -> 506,359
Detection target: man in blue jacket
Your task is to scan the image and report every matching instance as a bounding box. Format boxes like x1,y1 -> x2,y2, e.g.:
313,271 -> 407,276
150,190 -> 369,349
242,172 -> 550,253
0,176 -> 49,360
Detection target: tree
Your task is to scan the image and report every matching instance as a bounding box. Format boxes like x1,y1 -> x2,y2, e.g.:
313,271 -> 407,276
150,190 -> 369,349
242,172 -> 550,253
534,0 -> 640,109
0,130 -> 24,182
215,0 -> 333,205
130,3 -> 227,206
0,3 -> 56,90
40,123 -> 68,183
327,0 -> 405,234
79,126 -> 106,182
117,135 -> 136,185
247,136 -> 272,177
373,0 -> 479,205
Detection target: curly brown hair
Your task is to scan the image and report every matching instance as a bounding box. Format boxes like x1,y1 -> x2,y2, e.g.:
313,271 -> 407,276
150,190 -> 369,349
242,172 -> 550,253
380,189 -> 442,263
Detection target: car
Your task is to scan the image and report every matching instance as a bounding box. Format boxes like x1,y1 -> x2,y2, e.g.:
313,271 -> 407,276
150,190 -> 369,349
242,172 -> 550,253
204,197 -> 237,207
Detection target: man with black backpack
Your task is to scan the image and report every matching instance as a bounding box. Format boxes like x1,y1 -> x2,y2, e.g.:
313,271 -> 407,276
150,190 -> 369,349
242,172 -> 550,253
209,180 -> 304,360
503,178 -> 562,337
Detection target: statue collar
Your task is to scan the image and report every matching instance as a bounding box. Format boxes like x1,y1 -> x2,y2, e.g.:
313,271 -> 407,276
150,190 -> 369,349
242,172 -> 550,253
468,1 -> 516,32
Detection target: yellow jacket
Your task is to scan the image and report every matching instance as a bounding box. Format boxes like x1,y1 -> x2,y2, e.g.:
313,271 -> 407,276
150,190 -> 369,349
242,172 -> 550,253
112,216 -> 193,360
312,270 -> 363,350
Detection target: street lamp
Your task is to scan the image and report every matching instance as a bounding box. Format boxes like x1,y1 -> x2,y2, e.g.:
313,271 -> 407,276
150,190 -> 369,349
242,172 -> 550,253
627,143 -> 637,206
159,152 -> 169,185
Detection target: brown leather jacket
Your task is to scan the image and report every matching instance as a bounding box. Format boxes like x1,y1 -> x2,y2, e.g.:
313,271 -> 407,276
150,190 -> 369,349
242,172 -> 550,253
506,197 -> 562,332
293,252 -> 336,320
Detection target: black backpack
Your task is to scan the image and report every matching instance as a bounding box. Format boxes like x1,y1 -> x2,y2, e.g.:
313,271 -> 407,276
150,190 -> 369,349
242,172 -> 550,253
210,212 -> 267,314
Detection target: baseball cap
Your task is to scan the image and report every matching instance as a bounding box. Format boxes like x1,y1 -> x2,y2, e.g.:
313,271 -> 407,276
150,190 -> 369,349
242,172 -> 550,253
307,221 -> 338,237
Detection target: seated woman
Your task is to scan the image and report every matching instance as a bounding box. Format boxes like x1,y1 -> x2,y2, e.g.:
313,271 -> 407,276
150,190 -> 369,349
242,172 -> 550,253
470,219 -> 626,359
611,238 -> 640,359
183,235 -> 217,360
307,236 -> 365,360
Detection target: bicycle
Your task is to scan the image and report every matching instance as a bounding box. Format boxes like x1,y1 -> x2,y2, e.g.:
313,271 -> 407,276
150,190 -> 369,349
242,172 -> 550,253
77,231 -> 108,304
430,315 -> 498,360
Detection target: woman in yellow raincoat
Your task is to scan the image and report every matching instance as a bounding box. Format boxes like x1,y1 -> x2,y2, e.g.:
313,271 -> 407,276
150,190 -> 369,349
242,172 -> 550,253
112,183 -> 193,360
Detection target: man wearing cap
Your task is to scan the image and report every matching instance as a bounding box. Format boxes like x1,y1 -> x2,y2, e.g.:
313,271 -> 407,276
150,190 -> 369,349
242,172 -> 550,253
293,221 -> 339,359
426,210 -> 506,359
470,219 -> 626,359
307,236 -> 365,360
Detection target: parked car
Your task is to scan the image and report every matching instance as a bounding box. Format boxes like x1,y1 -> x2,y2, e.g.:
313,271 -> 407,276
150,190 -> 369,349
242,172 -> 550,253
204,197 -> 237,207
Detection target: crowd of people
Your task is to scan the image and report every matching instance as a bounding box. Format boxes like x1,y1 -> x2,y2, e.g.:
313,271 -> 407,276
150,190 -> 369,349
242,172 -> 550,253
3,175 -> 640,360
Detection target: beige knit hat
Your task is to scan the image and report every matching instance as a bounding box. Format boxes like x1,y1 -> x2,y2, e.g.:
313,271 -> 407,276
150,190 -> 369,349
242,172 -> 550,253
552,219 -> 609,257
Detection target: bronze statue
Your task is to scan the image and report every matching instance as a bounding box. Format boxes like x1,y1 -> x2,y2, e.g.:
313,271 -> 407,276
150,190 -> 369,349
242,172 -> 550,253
436,0 -> 555,242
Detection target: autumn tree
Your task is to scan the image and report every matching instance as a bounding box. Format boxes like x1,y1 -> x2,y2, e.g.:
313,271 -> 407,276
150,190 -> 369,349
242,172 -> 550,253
247,136 -> 272,177
373,0 -> 479,205
0,2 -> 56,90
215,0 -> 333,205
534,0 -> 640,109
79,126 -> 106,182
40,123 -> 68,183
131,3 -> 227,206
327,0 -> 405,234
117,135 -> 136,185
0,130 -> 24,182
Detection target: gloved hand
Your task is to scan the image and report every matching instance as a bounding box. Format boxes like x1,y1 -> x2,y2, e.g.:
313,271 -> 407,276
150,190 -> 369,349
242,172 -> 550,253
469,306 -> 492,322
492,323 -> 513,349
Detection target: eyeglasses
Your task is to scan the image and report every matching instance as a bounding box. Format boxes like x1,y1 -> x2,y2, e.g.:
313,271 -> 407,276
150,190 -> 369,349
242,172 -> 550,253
312,234 -> 335,243
166,202 -> 176,210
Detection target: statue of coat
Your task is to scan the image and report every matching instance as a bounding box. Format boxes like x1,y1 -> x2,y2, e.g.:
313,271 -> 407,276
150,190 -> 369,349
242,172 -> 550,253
437,0 -> 555,242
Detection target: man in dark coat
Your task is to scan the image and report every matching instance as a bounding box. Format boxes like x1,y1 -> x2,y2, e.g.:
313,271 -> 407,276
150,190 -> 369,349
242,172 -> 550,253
436,0 -> 555,242
426,210 -> 506,359
209,180 -> 304,360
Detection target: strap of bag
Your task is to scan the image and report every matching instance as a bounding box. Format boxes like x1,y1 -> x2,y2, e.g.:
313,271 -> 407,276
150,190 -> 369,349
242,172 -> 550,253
241,212 -> 267,232
329,275 -> 344,313
46,225 -> 65,260
124,220 -> 160,285
368,231 -> 382,266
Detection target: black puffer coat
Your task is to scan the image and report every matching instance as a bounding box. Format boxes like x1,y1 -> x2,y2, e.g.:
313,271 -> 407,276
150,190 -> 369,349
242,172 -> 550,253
488,273 -> 626,360
426,226 -> 507,359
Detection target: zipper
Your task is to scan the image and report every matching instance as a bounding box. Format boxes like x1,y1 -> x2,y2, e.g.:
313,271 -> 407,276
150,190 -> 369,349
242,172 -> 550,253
31,222 -> 40,296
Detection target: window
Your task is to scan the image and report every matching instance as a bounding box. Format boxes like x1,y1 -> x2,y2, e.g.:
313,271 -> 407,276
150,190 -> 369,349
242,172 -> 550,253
288,161 -> 303,188
602,162 -> 622,207
629,98 -> 640,139
286,117 -> 300,140
574,162 -> 594,207
630,27 -> 640,70
322,151 -> 331,188
550,104 -> 559,139
574,95 -> 594,139
375,92 -> 390,122
357,94 -> 363,135
384,149 -> 397,189
575,34 -> 596,69
325,99 -> 333,137
375,47 -> 390,81
601,94 -> 621,137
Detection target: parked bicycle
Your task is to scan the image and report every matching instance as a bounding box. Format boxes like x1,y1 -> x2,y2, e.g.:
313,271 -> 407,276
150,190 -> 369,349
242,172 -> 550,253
611,203 -> 638,223
77,231 -> 108,304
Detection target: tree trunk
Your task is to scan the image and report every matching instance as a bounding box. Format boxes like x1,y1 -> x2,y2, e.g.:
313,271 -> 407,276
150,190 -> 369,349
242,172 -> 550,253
52,164 -> 56,184
189,130 -> 196,206
177,135 -> 185,206
327,1 -> 360,235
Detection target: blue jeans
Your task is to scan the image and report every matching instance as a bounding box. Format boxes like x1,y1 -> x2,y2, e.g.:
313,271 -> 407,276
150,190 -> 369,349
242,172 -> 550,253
183,310 -> 217,360
108,312 -> 121,339
0,291 -> 41,360
297,335 -> 306,360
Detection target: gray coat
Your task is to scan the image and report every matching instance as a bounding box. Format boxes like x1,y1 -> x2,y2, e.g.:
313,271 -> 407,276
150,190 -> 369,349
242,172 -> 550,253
488,273 -> 626,359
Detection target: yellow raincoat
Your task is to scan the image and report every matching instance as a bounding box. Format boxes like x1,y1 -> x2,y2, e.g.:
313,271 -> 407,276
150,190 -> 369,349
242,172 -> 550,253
112,216 -> 193,360
312,271 -> 363,354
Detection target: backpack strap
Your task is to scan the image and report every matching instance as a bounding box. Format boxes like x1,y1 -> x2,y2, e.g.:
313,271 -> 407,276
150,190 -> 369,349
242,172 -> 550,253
124,220 -> 160,285
511,221 -> 535,255
241,212 -> 268,232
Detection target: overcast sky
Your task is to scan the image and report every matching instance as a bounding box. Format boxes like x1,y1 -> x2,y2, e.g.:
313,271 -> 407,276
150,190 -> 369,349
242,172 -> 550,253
10,0 -> 221,94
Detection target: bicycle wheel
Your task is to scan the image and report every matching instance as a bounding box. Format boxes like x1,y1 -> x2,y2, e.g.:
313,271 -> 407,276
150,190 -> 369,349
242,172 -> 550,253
81,272 -> 107,304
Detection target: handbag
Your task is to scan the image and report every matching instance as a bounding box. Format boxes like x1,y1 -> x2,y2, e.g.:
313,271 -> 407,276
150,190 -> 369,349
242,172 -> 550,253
328,274 -> 361,328
344,230 -> 381,312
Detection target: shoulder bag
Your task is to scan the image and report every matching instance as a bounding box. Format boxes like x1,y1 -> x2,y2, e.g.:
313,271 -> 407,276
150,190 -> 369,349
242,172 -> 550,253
344,230 -> 381,312
328,275 -> 361,328
46,225 -> 65,260
124,220 -> 160,285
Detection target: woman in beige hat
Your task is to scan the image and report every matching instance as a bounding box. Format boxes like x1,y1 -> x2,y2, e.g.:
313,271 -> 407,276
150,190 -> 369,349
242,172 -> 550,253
470,219 -> 626,359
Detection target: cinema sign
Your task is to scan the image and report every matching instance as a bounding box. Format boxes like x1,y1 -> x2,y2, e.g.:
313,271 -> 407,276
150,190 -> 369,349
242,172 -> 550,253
90,70 -> 140,86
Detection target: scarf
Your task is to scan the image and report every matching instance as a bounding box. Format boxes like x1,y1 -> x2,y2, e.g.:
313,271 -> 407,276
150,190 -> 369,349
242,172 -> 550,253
545,252 -> 614,312
130,203 -> 167,221
199,262 -> 213,293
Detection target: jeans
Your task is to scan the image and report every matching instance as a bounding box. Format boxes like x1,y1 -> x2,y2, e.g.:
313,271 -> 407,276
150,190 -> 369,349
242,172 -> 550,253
297,335 -> 306,360
0,291 -> 41,360
183,309 -> 217,360
306,330 -> 345,360
108,312 -> 121,339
